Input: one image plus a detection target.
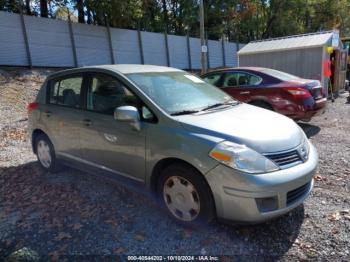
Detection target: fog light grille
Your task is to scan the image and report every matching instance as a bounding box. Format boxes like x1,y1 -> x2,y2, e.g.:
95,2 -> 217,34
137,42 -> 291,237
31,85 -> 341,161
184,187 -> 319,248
287,182 -> 311,205
255,196 -> 278,213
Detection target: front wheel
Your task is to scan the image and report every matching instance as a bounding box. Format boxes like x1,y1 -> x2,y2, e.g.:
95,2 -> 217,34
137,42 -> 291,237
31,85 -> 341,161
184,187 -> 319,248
35,134 -> 61,172
157,163 -> 215,227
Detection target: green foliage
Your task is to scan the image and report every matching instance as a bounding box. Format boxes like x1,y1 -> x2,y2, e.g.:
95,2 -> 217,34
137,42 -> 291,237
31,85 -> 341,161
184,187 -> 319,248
1,0 -> 350,41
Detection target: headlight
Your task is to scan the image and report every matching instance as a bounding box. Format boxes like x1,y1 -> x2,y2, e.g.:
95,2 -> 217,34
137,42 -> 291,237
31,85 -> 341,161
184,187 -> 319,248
209,141 -> 279,174
299,135 -> 310,161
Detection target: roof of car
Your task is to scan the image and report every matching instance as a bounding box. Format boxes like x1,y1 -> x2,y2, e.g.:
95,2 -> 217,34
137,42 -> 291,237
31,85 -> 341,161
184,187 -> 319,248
203,66 -> 268,75
47,64 -> 183,80
86,64 -> 183,74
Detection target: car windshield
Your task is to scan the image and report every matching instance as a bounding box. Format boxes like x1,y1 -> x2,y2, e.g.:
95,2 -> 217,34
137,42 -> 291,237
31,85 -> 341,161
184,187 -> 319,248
261,68 -> 299,81
126,71 -> 235,115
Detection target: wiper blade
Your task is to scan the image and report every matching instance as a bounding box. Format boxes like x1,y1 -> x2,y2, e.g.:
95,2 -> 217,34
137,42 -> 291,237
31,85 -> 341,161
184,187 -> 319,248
170,110 -> 199,116
201,101 -> 238,111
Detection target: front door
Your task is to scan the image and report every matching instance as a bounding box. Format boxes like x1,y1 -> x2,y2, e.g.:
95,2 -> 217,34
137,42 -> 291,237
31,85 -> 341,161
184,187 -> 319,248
79,73 -> 146,182
221,71 -> 262,102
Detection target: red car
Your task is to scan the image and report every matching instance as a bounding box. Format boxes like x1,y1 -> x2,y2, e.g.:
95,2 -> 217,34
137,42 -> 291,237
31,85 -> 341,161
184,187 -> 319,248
201,67 -> 327,121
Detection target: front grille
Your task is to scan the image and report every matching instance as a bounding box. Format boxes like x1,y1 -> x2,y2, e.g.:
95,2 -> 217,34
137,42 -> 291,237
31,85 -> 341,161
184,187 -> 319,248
265,150 -> 302,168
287,182 -> 311,205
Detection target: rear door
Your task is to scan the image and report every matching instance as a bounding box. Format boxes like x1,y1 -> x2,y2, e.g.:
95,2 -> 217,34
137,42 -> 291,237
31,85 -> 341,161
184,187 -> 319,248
41,74 -> 86,158
79,72 -> 146,182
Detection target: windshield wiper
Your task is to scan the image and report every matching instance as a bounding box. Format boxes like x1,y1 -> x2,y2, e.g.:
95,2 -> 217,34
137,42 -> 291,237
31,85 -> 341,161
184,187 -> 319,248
170,110 -> 199,116
201,101 -> 238,111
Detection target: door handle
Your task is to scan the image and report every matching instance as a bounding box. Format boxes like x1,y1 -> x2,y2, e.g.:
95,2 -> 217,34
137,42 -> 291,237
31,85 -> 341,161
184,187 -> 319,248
44,110 -> 52,117
81,119 -> 92,126
240,91 -> 250,95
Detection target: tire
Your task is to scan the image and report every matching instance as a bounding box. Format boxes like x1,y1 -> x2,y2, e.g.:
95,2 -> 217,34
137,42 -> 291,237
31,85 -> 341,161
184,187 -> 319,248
250,101 -> 273,111
157,163 -> 215,227
34,134 -> 61,173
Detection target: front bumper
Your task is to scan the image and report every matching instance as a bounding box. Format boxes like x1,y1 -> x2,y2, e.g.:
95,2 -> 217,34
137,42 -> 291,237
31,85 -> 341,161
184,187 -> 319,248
205,143 -> 318,223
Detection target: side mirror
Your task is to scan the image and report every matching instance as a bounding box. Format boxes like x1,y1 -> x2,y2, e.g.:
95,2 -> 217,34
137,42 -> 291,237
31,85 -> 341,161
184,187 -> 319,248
114,106 -> 141,131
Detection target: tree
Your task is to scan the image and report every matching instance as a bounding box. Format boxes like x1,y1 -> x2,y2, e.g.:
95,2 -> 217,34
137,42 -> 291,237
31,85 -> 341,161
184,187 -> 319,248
25,0 -> 31,15
76,0 -> 84,23
40,0 -> 48,17
1,0 -> 350,41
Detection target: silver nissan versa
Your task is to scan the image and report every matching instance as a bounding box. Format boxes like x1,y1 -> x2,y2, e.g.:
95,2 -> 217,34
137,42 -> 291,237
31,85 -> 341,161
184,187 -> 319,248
28,65 -> 317,226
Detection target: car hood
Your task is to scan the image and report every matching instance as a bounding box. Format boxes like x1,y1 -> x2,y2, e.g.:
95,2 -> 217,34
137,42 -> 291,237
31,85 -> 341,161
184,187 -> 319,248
175,103 -> 303,153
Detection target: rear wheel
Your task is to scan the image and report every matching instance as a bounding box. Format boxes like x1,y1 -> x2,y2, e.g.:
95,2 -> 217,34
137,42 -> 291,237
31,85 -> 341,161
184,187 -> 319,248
35,134 -> 61,172
157,163 -> 215,226
249,100 -> 274,111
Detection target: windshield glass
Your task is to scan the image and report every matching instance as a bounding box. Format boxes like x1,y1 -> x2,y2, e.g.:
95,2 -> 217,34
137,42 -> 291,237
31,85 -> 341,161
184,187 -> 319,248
126,71 -> 235,115
261,68 -> 299,81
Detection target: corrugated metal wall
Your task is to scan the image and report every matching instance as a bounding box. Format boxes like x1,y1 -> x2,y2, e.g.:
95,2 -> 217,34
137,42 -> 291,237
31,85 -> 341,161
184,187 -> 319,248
73,23 -> 111,66
0,11 -> 241,69
141,31 -> 168,66
168,34 -> 189,69
0,12 -> 29,66
25,15 -> 75,67
110,28 -> 141,64
239,47 -> 323,81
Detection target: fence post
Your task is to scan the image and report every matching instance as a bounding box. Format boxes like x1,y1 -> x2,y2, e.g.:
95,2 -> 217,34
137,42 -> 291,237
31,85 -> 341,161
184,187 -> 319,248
164,30 -> 170,67
221,37 -> 226,67
205,32 -> 210,69
105,21 -> 115,64
186,32 -> 192,71
137,26 -> 144,64
19,9 -> 32,68
68,15 -> 78,67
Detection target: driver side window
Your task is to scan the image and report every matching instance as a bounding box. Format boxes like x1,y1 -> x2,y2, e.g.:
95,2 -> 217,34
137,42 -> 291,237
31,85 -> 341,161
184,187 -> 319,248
87,74 -> 140,115
223,72 -> 262,87
223,72 -> 239,87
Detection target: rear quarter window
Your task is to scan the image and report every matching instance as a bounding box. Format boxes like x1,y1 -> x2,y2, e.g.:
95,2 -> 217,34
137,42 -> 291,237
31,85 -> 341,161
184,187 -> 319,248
49,76 -> 83,108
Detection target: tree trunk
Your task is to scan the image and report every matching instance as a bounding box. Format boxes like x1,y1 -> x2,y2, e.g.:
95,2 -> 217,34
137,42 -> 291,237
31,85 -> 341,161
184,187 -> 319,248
162,0 -> 168,32
25,0 -> 31,15
77,0 -> 84,23
87,7 -> 92,24
40,0 -> 48,17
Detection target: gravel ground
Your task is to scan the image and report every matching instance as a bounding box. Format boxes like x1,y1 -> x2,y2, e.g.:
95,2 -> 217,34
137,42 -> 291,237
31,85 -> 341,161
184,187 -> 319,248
0,68 -> 349,261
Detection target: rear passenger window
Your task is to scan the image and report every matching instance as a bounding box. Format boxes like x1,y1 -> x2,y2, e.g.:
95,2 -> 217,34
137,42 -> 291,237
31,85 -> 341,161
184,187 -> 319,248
87,74 -> 140,115
50,76 -> 82,108
238,73 -> 262,86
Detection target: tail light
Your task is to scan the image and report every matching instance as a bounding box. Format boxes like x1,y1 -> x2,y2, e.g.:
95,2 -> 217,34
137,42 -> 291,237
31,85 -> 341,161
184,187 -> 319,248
285,87 -> 312,99
27,102 -> 39,114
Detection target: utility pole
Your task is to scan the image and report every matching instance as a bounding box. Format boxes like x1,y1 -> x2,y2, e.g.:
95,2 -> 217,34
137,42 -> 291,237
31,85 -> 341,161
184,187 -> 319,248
199,0 -> 207,74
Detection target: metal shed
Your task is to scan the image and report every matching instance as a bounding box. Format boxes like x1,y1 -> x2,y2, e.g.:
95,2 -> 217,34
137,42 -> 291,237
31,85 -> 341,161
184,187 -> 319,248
238,31 -> 347,97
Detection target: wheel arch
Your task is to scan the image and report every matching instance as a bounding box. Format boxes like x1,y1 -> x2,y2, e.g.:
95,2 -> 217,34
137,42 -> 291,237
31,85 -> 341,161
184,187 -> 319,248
248,99 -> 274,110
150,158 -> 216,203
31,129 -> 47,154
150,157 -> 217,221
